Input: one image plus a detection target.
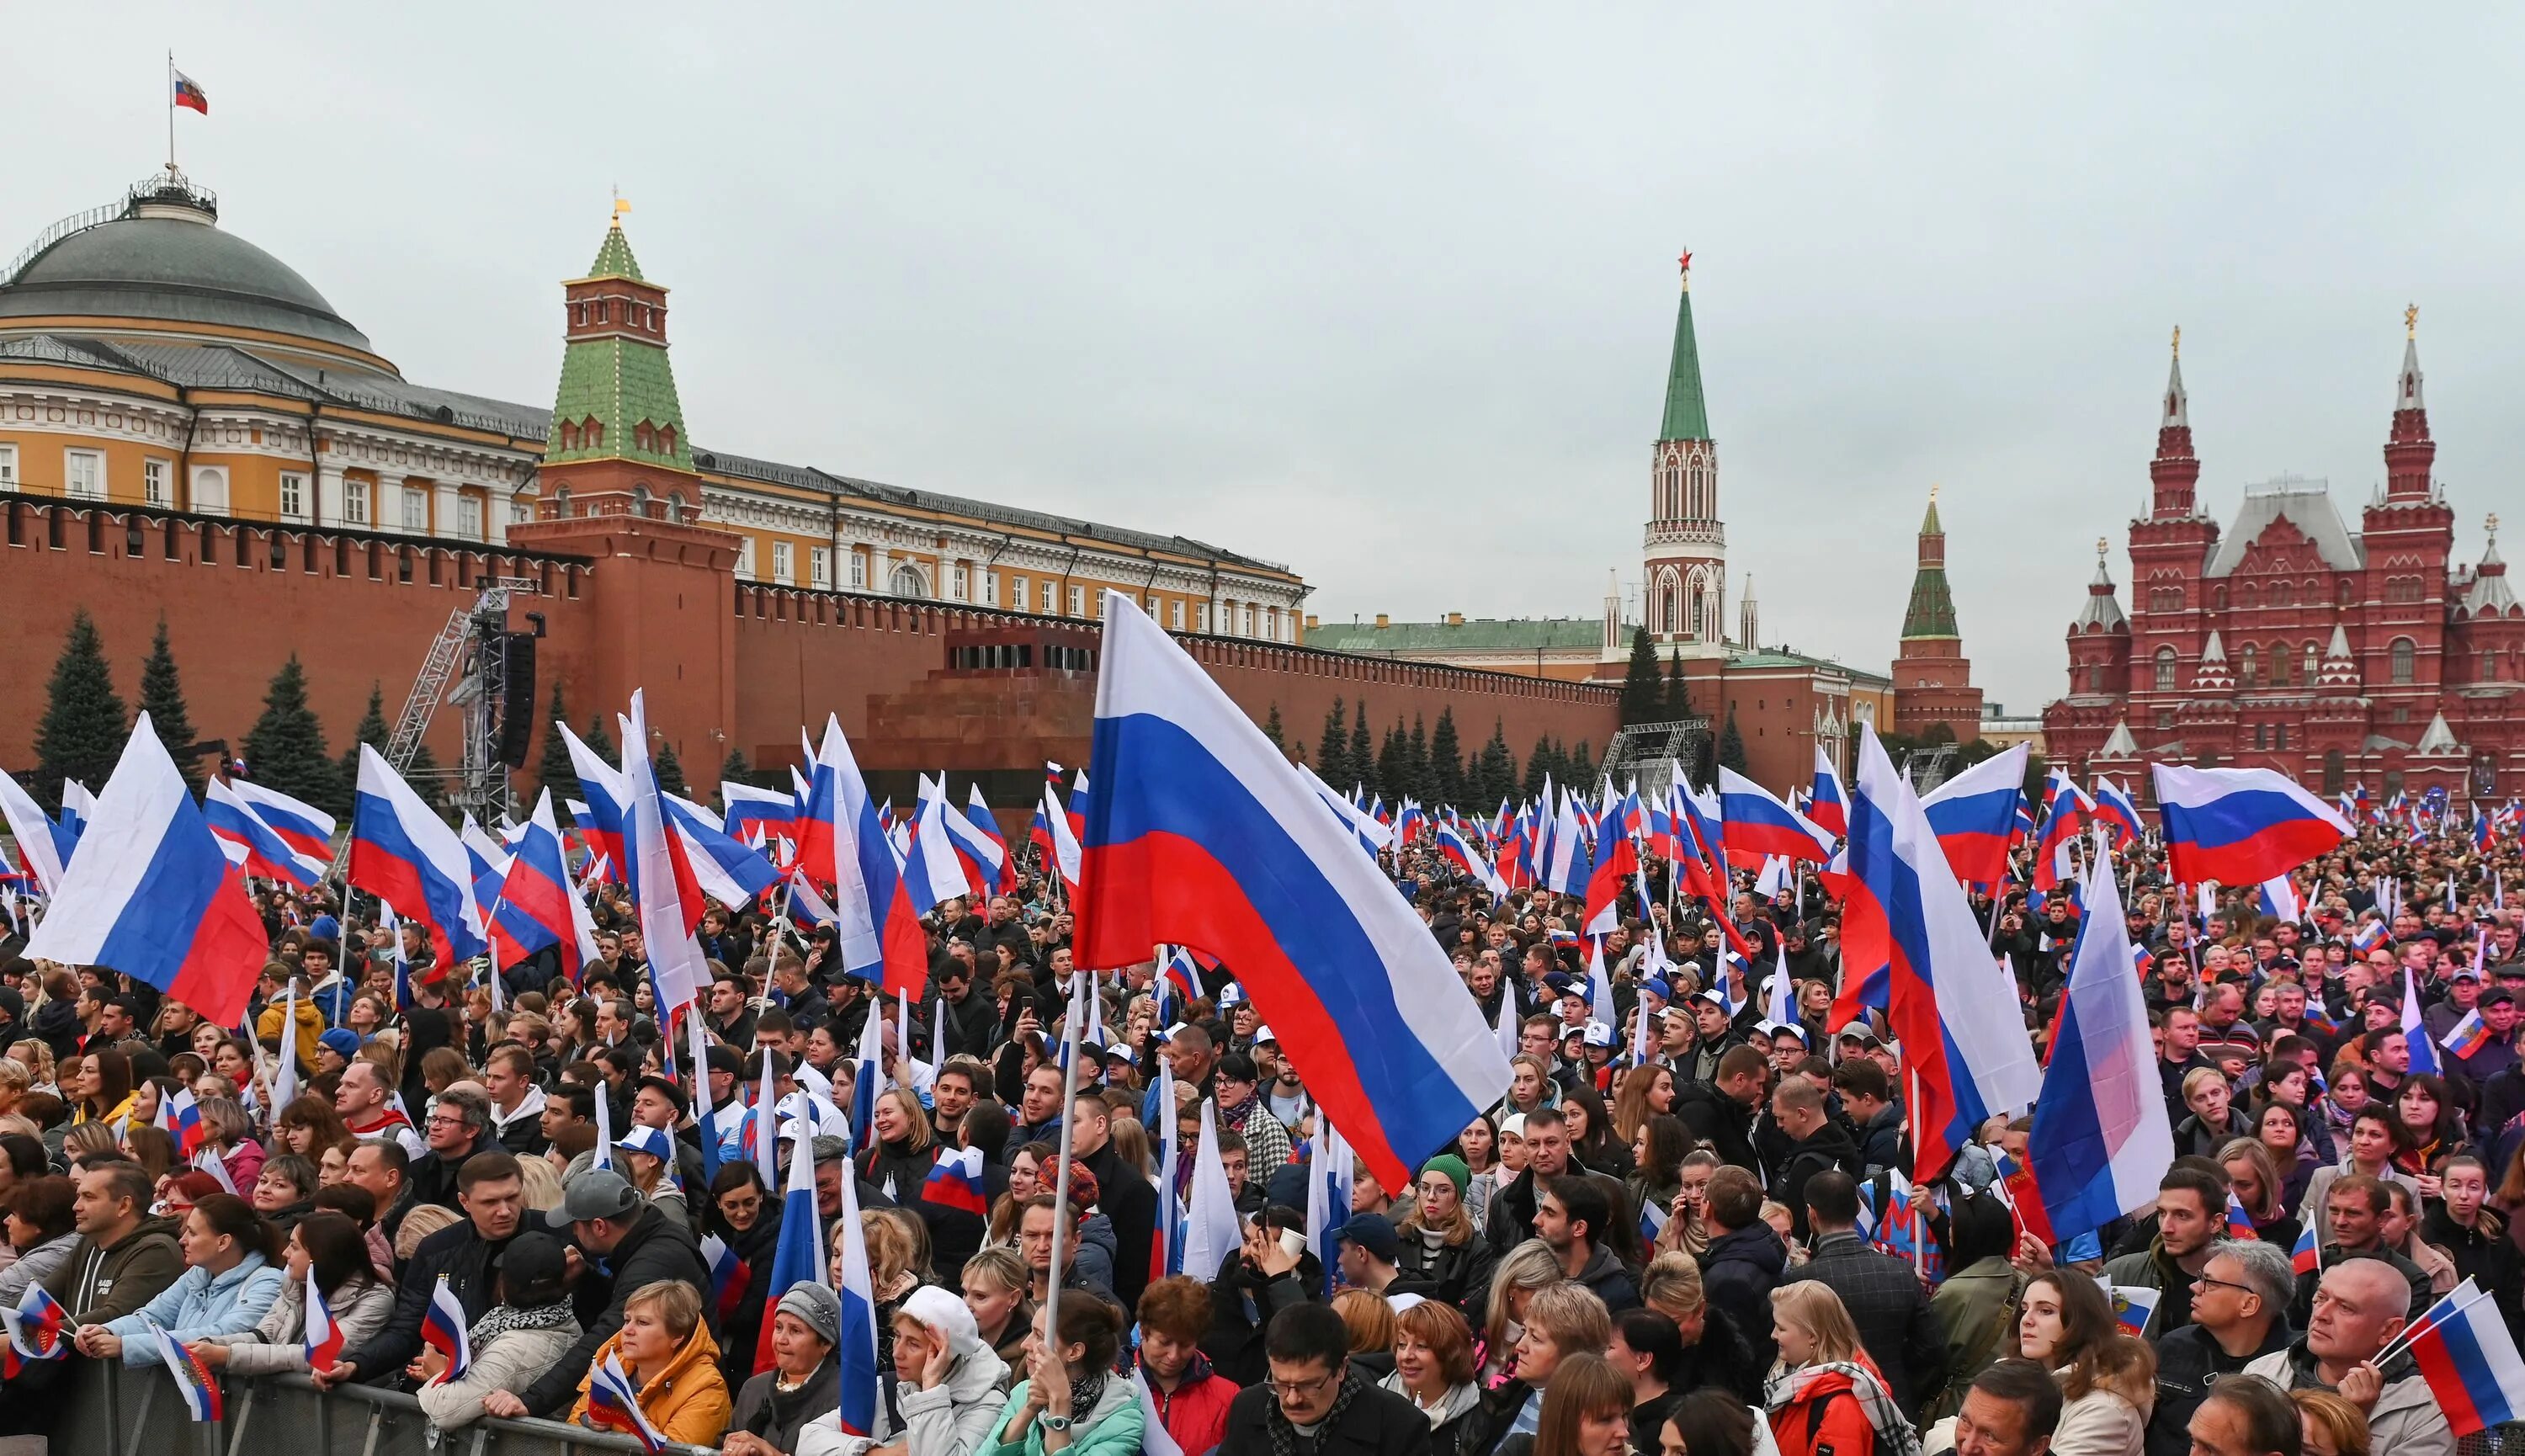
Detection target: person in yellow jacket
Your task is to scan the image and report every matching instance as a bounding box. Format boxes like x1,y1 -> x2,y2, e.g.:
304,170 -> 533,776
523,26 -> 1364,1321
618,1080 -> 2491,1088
253,968 -> 324,1087
567,1278 -> 731,1448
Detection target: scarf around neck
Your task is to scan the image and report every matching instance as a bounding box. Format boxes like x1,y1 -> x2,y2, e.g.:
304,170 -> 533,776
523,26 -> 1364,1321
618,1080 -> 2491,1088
1266,1368 -> 1363,1456
1763,1361 -> 1922,1456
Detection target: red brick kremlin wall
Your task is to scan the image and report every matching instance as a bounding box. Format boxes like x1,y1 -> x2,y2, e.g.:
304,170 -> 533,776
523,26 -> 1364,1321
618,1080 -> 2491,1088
3,497 -> 1619,806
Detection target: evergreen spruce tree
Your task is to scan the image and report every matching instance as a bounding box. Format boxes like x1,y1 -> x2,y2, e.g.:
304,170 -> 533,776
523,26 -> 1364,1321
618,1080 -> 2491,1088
1663,647 -> 1693,724
137,615 -> 203,794
1406,715 -> 1432,802
534,683 -> 580,807
242,656 -> 341,815
1348,703 -> 1376,797
1429,709 -> 1463,808
1524,737 -> 1553,800
653,738 -> 688,799
1262,703 -> 1285,751
1376,724 -> 1407,804
1717,711 -> 1749,775
31,610 -> 128,813
1619,627 -> 1664,725
1568,740 -> 1597,789
336,683 -> 392,818
582,716 -> 619,771
721,749 -> 753,795
1316,699 -> 1348,789
1482,720 -> 1515,807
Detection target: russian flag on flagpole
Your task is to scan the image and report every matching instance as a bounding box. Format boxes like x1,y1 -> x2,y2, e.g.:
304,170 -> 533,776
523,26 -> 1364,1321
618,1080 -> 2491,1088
1717,768 -> 1837,868
226,779 -> 335,864
940,787 -> 1009,899
303,1266 -> 345,1369
587,1351 -> 670,1453
2030,768 -> 2092,893
1073,592 -> 1514,1193
901,788 -> 976,917
797,717 -> 924,996
418,1274 -> 471,1383
2026,846 -> 2173,1241
0,770 -> 70,895
21,715 -> 266,1027
1918,744 -> 2029,886
1843,725 -> 2043,1184
720,779 -> 801,852
460,816 -> 521,964
204,778 -> 328,890
488,792 -> 578,975
662,793 -> 782,908
2152,763 -> 2353,886
757,1098 -> 835,1376
959,784 -> 1018,895
1808,746 -> 1850,838
2405,1282 -> 2525,1437
147,1318 -> 222,1421
2401,967 -> 2442,1076
623,692 -> 713,1015
2090,778 -> 2145,848
920,1145 -> 991,1217
348,746 -> 487,970
558,723 -> 630,882
1579,800 -> 1638,936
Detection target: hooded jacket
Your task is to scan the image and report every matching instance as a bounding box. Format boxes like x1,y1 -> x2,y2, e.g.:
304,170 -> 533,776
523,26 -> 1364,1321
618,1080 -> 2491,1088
1773,1120 -> 1863,1244
525,1199 -> 712,1416
44,1213 -> 183,1326
98,1250 -> 285,1364
566,1314 -> 731,1447
983,1369 -> 1146,1456
1700,1220 -> 1789,1372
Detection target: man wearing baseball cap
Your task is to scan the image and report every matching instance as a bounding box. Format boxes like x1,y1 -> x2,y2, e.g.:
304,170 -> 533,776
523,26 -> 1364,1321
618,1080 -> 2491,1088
506,1166 -> 711,1419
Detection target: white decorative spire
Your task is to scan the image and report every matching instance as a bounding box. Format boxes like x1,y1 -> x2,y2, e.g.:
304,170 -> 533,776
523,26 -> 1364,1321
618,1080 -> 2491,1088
2100,720 -> 2140,757
2398,305 -> 2425,412
2415,710 -> 2463,756
2165,325 -> 2188,428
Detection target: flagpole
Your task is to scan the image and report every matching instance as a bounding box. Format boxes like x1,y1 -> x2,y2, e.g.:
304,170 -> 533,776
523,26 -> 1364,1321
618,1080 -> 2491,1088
167,51 -> 176,174
1043,968 -> 1085,1355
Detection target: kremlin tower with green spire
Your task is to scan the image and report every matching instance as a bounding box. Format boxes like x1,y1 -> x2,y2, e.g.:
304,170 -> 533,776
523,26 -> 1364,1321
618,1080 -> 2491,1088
1891,485 -> 1985,741
1640,250 -> 1729,656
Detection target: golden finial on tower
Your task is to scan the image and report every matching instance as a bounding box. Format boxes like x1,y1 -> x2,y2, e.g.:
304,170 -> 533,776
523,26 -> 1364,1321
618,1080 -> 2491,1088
2490,512 -> 2501,539
2405,302 -> 2419,339
610,186 -> 632,227
1929,482 -> 1940,502
2171,324 -> 2181,359
2097,537 -> 2110,559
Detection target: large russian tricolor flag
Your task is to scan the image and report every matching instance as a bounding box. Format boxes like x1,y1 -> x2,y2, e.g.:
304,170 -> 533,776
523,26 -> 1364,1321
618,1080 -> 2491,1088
204,778 -> 327,890
1918,743 -> 2028,886
1074,593 -> 1510,1193
949,785 -> 1014,896
226,779 -> 336,864
901,786 -> 976,917
348,747 -> 487,971
0,769 -> 72,895
486,791 -> 577,974
22,715 -> 266,1026
796,717 -> 923,995
558,723 -> 630,883
1843,725 -> 2041,1183
720,779 -> 801,852
663,793 -> 782,908
1717,768 -> 1836,868
2152,763 -> 2353,887
1808,746 -> 1850,839
2027,855 -> 2175,1241
2090,777 -> 2145,847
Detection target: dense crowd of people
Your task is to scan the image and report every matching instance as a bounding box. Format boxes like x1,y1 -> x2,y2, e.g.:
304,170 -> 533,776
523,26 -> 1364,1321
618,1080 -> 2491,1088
0,784 -> 2517,1456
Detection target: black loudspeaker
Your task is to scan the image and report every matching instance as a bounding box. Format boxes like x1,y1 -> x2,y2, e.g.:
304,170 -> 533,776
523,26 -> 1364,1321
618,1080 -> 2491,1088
497,633 -> 538,768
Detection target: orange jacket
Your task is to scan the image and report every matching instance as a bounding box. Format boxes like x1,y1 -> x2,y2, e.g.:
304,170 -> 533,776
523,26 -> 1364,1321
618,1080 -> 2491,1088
1768,1366 -> 1879,1456
567,1316 -> 731,1448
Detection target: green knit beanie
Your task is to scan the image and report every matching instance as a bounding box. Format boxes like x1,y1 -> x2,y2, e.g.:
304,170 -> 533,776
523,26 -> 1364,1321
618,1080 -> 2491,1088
1420,1153 -> 1470,1193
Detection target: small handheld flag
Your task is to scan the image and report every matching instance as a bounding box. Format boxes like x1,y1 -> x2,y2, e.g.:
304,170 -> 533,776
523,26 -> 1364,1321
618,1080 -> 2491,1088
919,1145 -> 990,1217
2291,1223 -> 2321,1276
2401,1282 -> 2525,1437
2102,1282 -> 2160,1337
2443,1008 -> 2493,1060
699,1233 -> 750,1331
2224,1191 -> 2257,1242
303,1267 -> 344,1370
418,1275 -> 471,1384
148,1318 -> 223,1421
586,1350 -> 669,1453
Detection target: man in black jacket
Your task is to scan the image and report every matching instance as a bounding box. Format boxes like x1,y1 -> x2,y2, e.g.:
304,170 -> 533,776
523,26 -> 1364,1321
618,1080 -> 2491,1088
1220,1301 -> 1431,1456
502,1168 -> 710,1417
1672,1045 -> 1768,1172
936,958 -> 997,1060
1071,1089 -> 1156,1312
1768,1079 -> 1862,1245
398,1086 -> 502,1220
317,1150 -> 524,1390
1778,1172 -> 1945,1411
2143,1241 -> 2295,1456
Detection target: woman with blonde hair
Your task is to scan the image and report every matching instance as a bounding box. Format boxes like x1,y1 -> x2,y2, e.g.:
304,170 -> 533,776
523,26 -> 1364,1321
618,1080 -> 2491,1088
2010,1271 -> 2154,1456
858,1085 -> 938,1205
2292,1390 -> 2369,1456
1653,1151 -> 1720,1260
566,1278 -> 730,1446
2217,1138 -> 2302,1251
1518,1352 -> 1635,1456
1610,1063 -> 1677,1145
848,1206 -> 929,1371
1763,1283 -> 1919,1456
1480,1239 -> 1569,1383
1334,1288 -> 1399,1354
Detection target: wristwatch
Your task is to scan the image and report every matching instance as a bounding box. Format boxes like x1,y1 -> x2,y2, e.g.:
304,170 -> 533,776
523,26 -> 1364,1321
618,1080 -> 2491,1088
1042,1415 -> 1074,1432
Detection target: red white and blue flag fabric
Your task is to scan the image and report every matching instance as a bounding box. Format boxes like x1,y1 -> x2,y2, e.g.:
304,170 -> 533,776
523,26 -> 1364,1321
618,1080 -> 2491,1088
2151,763 -> 2353,887
2030,769 -> 2092,893
559,723 -> 630,882
1917,743 -> 2028,887
921,1145 -> 990,1216
662,793 -> 781,909
1579,796 -> 1639,936
624,692 -> 713,1015
0,770 -> 72,895
2225,1191 -> 2257,1242
945,785 -> 1014,897
2405,1281 -> 2525,1437
348,746 -> 487,971
586,1351 -> 670,1453
699,1232 -> 750,1331
419,1275 -> 471,1384
486,793 -> 581,978
159,1084 -> 205,1155
2401,968 -> 2442,1076
758,1101 -> 835,1378
227,779 -> 335,864
2,1285 -> 69,1364
2026,854 -> 2172,1241
1808,746 -> 1850,839
720,780 -> 801,853
901,786 -> 976,919
2292,1224 -> 2321,1275
21,715 -> 266,1027
1842,725 -> 2042,1183
797,717 -> 924,996
1072,593 -> 1512,1193
827,1140 -> 879,1431
1716,768 -> 1835,868
2090,778 -> 2145,848
303,1266 -> 345,1370
204,778 -> 328,889
148,1318 -> 223,1421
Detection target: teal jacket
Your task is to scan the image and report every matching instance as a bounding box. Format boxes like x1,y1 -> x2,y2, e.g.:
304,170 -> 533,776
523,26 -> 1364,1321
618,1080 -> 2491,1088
981,1375 -> 1146,1456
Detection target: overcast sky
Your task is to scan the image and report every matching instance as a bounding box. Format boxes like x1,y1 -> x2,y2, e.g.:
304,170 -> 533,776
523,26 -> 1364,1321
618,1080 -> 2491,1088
15,8 -> 2525,714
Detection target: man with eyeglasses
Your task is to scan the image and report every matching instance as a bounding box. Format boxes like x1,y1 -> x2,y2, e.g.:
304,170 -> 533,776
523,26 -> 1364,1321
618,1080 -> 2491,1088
1219,1300 -> 1429,1456
2143,1241 -> 2295,1456
400,1084 -> 500,1218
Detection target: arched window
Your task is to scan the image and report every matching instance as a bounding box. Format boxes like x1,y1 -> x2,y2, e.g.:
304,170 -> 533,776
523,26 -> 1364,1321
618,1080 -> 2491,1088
2321,749 -> 2345,794
2239,644 -> 2258,687
631,484 -> 651,518
2390,637 -> 2416,683
1690,591 -> 1707,641
2270,582 -> 2294,608
2087,665 -> 2107,693
2153,646 -> 2177,690
553,486 -> 572,518
2267,642 -> 2291,687
2304,642 -> 2320,681
890,563 -> 928,599
666,491 -> 685,522
1660,585 -> 1677,634
2213,585 -> 2228,611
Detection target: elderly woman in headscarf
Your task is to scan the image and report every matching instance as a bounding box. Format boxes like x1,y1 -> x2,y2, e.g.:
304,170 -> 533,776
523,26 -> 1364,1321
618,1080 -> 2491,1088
727,1284 -> 844,1456
796,1285 -> 1015,1456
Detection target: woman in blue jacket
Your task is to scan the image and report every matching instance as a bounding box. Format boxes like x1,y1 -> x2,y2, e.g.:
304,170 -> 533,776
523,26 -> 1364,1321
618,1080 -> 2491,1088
76,1193 -> 283,1366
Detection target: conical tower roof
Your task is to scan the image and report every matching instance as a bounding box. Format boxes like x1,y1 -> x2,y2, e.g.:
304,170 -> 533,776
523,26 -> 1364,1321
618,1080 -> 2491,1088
585,220 -> 645,282
546,215 -> 691,472
1660,253 -> 1709,441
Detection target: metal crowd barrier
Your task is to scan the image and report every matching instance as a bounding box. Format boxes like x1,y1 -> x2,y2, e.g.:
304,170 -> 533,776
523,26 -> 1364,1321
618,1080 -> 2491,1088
55,1358 -> 718,1456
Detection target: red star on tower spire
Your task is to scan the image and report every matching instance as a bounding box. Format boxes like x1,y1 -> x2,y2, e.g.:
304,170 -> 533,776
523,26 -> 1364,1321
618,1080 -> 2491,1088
1677,249 -> 1693,275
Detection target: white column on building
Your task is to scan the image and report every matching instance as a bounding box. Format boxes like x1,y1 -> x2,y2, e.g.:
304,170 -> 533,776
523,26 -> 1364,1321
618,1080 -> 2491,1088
316,460 -> 348,528
377,473 -> 407,535
434,479 -> 463,541
488,480 -> 513,547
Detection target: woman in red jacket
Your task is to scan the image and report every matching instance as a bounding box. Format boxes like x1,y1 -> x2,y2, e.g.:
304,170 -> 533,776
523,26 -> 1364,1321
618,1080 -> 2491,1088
1763,1283 -> 1921,1456
1136,1276 -> 1239,1456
